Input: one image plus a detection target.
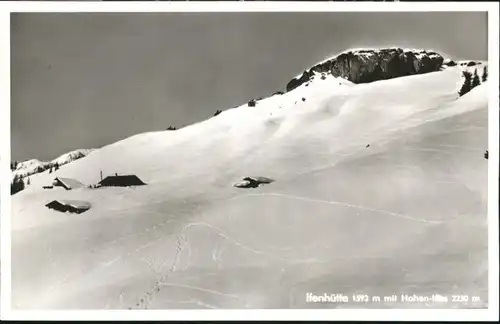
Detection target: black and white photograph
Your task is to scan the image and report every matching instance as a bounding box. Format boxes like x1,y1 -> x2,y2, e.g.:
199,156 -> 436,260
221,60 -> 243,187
2,1 -> 499,321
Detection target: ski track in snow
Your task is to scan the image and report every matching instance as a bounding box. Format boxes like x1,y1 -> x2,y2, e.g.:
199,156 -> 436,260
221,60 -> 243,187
130,222 -> 269,309
229,192 -> 444,224
129,189 -> 450,309
131,211 -> 353,309
130,233 -> 185,309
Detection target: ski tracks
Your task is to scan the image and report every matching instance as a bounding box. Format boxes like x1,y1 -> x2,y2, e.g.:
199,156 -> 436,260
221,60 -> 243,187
229,192 -> 444,225
130,190 -> 448,309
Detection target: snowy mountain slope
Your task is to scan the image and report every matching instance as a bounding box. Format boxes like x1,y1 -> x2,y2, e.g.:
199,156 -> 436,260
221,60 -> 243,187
12,149 -> 95,180
11,55 -> 489,309
50,149 -> 95,167
12,159 -> 46,178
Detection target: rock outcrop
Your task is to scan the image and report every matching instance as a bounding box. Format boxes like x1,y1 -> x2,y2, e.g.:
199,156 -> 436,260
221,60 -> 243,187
286,48 -> 444,92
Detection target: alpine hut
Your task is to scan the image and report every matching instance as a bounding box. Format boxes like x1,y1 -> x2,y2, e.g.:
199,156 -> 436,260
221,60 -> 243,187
52,177 -> 85,190
233,176 -> 275,188
98,175 -> 146,187
45,200 -> 91,214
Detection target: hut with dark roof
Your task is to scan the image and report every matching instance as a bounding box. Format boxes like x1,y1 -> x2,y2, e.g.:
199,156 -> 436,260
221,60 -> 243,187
98,175 -> 146,187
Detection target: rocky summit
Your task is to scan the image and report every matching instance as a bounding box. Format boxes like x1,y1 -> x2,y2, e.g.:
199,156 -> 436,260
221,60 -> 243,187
286,48 -> 445,92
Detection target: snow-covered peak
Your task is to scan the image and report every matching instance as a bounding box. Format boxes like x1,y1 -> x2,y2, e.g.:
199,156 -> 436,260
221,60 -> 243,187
12,148 -> 96,180
51,149 -> 96,166
15,159 -> 44,171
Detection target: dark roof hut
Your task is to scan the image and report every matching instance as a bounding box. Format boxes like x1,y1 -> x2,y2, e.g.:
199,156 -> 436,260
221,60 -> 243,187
98,175 -> 146,187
